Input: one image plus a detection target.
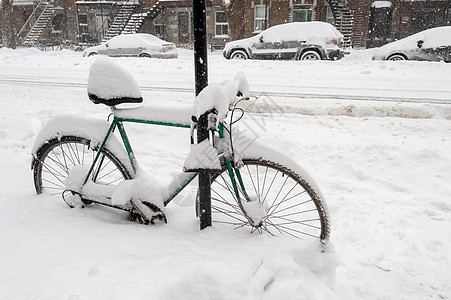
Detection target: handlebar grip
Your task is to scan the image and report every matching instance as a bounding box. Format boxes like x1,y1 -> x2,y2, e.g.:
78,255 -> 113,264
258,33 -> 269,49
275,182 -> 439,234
191,108 -> 218,123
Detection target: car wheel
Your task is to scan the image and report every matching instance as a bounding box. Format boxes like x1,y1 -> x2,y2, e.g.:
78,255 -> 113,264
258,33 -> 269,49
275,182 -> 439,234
387,54 -> 407,61
139,53 -> 151,58
230,50 -> 248,60
88,52 -> 97,57
300,50 -> 321,61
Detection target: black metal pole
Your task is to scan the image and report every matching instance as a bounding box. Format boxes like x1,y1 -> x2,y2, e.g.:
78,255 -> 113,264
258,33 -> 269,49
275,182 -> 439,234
193,0 -> 211,230
265,0 -> 268,30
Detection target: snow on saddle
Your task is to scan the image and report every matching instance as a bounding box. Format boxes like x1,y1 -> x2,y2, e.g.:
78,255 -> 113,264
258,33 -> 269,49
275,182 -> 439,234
87,56 -> 143,106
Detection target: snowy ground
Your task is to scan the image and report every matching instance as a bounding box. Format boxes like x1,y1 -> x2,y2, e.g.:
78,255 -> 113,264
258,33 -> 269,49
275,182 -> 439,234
0,48 -> 450,299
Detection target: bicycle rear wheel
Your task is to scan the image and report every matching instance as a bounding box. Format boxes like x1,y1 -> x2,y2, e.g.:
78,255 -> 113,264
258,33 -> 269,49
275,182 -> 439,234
210,159 -> 330,243
33,136 -> 132,200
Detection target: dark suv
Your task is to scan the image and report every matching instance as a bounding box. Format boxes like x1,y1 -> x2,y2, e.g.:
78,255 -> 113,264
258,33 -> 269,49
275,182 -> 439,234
223,22 -> 344,61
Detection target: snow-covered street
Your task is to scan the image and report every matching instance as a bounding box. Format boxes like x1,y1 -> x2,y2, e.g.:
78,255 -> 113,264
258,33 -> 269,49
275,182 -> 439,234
0,48 -> 450,299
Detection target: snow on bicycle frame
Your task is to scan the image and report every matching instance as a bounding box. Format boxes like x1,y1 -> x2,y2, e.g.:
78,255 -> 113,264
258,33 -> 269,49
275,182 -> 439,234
184,71 -> 250,171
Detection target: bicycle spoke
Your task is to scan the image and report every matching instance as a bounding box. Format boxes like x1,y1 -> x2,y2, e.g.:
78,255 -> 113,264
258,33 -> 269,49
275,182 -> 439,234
60,144 -> 73,170
268,174 -> 289,212
271,218 -> 321,230
42,161 -> 68,179
268,180 -> 298,216
218,174 -> 239,202
262,169 -> 279,204
64,143 -> 79,166
48,149 -> 70,174
213,220 -> 248,227
42,178 -> 65,189
270,223 -> 319,239
264,218 -> 283,235
102,176 -> 124,185
261,166 -> 269,203
42,165 -> 67,187
212,204 -> 245,220
92,155 -> 109,178
246,165 -> 259,200
256,165 -> 261,200
235,222 -> 251,230
94,165 -> 119,183
270,198 -> 314,216
211,193 -> 241,213
70,143 -> 81,164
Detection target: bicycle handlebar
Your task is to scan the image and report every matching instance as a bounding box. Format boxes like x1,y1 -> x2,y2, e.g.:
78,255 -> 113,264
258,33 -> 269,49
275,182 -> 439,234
191,94 -> 250,124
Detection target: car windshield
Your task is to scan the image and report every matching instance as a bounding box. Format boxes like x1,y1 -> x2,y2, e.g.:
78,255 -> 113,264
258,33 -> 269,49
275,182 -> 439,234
108,35 -> 142,48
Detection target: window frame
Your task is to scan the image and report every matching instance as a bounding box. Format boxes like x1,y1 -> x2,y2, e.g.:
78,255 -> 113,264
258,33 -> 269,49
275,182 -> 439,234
154,24 -> 164,39
292,4 -> 313,23
215,11 -> 229,37
254,5 -> 268,32
444,6 -> 451,26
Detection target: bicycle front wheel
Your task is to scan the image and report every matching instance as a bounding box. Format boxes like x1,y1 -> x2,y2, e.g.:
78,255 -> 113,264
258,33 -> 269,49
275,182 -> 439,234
33,136 -> 132,199
210,159 -> 330,243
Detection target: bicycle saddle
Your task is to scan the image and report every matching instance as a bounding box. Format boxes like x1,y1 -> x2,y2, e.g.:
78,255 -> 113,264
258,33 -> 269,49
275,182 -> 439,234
88,93 -> 143,106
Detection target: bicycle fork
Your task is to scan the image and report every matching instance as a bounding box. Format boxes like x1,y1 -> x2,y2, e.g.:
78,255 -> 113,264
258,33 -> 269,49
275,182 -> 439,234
217,125 -> 261,227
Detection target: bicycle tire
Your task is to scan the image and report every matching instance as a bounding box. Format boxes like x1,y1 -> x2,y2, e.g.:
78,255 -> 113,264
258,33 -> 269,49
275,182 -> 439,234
210,158 -> 330,243
33,136 -> 132,199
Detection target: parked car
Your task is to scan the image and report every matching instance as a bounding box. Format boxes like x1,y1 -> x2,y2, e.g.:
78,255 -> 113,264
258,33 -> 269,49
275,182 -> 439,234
83,33 -> 178,59
372,26 -> 451,62
223,21 -> 344,61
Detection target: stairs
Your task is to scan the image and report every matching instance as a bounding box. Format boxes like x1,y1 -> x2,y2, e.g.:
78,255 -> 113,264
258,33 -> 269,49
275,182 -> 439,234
102,3 -> 138,42
122,1 -> 164,35
122,12 -> 148,34
17,0 -> 55,46
327,0 -> 354,48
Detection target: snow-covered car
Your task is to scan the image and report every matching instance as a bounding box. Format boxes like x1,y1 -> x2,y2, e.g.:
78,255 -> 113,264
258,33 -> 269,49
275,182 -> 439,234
223,21 -> 344,61
372,26 -> 451,62
82,33 -> 178,59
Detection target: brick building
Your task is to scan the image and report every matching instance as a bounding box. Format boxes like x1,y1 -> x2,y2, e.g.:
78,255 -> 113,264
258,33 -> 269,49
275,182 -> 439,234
6,0 -> 451,49
210,0 -> 451,48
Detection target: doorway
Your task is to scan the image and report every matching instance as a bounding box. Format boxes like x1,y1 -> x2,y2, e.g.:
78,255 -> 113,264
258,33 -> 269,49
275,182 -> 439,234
178,12 -> 190,44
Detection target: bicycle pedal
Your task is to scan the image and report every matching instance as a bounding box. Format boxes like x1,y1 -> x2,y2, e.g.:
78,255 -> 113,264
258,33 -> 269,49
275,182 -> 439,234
62,190 -> 84,208
130,200 -> 167,225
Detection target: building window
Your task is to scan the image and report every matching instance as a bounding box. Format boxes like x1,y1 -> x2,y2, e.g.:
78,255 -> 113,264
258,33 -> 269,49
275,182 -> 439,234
293,5 -> 313,22
445,7 -> 451,26
78,13 -> 88,35
254,5 -> 268,32
215,11 -> 229,37
326,4 -> 335,25
411,8 -> 435,34
23,10 -> 34,29
155,24 -> 164,39
52,14 -> 64,32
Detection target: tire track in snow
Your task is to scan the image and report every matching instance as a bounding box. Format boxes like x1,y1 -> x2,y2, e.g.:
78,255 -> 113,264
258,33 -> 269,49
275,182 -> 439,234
0,76 -> 450,105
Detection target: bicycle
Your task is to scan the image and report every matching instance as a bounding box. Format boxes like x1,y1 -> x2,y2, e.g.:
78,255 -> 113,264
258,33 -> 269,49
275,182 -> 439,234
31,59 -> 330,244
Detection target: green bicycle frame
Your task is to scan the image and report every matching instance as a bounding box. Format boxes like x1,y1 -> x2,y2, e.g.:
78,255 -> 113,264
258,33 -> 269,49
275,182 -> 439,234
83,114 -> 246,207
